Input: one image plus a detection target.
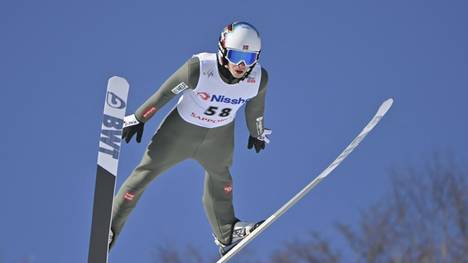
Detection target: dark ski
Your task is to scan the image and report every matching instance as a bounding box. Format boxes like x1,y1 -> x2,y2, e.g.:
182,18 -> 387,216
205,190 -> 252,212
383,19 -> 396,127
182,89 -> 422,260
88,76 -> 129,263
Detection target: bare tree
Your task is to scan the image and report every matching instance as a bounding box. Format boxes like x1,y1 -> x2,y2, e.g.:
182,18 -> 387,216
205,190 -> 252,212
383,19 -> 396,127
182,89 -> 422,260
151,243 -> 209,263
268,232 -> 341,263
151,242 -> 258,263
337,154 -> 468,263
151,154 -> 468,263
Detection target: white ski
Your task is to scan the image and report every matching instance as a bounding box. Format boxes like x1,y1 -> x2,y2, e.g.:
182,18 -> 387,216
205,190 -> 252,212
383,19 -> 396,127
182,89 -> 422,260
217,98 -> 394,263
88,76 -> 129,263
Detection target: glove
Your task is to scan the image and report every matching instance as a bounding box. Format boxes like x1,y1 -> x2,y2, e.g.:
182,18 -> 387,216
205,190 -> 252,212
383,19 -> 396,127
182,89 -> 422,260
247,129 -> 272,153
122,114 -> 144,143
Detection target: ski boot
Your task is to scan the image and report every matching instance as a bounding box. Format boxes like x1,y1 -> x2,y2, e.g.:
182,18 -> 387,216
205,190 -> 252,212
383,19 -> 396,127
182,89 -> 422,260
108,229 -> 114,250
215,220 -> 264,256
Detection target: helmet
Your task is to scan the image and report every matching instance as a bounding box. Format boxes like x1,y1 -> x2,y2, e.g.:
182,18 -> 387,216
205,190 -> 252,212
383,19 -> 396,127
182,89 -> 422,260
218,22 -> 261,68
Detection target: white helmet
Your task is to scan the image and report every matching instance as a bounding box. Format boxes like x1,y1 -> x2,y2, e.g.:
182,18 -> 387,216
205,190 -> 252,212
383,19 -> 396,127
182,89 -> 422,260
218,22 -> 261,67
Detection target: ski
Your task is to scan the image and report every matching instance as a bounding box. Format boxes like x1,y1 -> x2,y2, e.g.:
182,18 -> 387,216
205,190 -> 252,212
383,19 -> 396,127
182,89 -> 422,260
217,98 -> 394,263
88,76 -> 129,263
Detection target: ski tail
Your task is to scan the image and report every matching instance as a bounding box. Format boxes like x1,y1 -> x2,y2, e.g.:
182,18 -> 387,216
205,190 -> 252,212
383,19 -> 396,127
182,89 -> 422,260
217,98 -> 394,263
88,76 -> 129,263
88,166 -> 117,263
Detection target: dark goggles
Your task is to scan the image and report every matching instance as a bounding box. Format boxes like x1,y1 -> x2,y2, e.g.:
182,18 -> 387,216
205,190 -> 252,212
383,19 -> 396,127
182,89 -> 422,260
225,49 -> 258,66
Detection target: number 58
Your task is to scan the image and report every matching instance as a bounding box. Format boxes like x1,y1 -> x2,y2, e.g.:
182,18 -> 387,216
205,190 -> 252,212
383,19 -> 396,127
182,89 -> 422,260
204,106 -> 232,117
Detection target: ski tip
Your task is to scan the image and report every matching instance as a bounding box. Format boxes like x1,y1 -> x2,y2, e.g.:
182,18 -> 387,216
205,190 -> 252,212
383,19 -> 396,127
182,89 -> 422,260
108,76 -> 129,88
380,97 -> 394,112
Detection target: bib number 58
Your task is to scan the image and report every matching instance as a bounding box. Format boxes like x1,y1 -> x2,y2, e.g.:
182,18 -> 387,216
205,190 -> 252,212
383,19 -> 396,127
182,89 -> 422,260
204,106 -> 232,117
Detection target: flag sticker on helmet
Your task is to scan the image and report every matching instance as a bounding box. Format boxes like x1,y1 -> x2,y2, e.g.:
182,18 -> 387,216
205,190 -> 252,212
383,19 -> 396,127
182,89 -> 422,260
171,82 -> 189,94
243,45 -> 249,50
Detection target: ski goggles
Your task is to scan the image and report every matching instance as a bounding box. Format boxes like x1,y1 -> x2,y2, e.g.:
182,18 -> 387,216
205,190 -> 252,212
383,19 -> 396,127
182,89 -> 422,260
225,49 -> 259,66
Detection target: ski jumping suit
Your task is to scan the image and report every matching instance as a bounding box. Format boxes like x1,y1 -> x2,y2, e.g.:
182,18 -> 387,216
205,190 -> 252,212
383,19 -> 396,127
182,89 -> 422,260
110,53 -> 269,246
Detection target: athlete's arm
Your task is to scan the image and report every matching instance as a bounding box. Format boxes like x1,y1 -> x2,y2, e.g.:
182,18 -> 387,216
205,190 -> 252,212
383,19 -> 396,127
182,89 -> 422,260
245,67 -> 268,138
245,67 -> 270,153
122,57 -> 200,143
134,56 -> 200,123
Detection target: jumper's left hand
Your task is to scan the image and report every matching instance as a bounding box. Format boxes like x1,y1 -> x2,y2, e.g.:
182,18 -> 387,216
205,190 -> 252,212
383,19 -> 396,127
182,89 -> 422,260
247,129 -> 272,153
122,114 -> 145,143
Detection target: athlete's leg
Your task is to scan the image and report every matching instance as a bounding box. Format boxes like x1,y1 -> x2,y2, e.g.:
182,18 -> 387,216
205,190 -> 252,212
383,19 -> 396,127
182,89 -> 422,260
195,123 -> 237,245
110,110 -> 199,247
202,167 -> 237,245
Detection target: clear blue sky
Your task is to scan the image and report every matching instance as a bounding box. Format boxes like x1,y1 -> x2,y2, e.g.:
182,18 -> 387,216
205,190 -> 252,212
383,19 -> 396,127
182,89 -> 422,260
1,0 -> 467,262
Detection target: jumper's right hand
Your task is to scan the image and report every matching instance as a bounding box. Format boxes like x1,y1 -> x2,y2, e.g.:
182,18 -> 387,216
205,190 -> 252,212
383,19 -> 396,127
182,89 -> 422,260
122,114 -> 145,143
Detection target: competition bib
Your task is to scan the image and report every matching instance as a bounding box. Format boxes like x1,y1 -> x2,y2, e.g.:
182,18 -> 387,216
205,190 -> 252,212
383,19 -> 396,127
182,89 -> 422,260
176,53 -> 261,128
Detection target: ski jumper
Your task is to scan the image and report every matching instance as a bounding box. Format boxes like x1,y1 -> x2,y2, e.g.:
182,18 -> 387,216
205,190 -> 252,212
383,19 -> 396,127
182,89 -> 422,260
111,53 -> 269,246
